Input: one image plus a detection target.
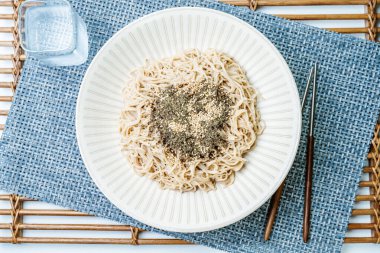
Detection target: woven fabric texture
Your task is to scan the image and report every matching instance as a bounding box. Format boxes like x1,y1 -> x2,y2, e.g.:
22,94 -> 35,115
1,0 -> 380,252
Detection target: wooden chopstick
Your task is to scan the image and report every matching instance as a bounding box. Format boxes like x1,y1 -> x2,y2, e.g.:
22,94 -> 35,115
303,63 -> 317,242
303,136 -> 314,242
264,65 -> 316,241
264,181 -> 285,240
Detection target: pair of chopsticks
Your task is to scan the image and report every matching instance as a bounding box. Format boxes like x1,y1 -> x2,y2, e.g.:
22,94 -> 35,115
264,63 -> 317,243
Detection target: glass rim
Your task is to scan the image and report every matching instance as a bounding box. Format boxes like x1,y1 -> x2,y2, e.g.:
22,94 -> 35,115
18,0 -> 77,54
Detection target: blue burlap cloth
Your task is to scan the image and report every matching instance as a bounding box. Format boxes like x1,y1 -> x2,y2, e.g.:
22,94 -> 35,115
1,0 -> 380,252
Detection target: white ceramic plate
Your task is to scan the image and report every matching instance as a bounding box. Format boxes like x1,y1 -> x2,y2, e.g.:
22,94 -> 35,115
76,7 -> 301,233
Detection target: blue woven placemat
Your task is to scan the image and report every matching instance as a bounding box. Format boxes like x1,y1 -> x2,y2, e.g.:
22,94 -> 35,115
1,0 -> 380,252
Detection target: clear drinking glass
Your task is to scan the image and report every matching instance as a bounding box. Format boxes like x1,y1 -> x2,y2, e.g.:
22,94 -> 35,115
18,0 -> 88,66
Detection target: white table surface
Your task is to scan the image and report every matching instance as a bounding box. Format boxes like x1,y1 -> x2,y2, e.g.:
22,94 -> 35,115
0,3 -> 379,253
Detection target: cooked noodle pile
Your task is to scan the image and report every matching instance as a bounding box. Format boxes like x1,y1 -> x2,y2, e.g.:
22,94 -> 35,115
119,49 -> 262,192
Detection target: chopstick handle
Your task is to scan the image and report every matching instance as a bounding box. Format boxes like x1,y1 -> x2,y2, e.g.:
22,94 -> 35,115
264,181 -> 285,241
303,135 -> 314,243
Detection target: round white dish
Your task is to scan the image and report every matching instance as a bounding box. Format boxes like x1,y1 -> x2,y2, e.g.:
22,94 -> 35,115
76,7 -> 301,233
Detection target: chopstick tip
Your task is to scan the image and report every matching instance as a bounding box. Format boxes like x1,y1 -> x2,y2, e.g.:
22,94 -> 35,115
303,229 -> 309,243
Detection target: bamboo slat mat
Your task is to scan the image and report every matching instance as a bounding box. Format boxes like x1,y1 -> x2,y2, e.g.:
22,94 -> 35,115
0,0 -> 379,246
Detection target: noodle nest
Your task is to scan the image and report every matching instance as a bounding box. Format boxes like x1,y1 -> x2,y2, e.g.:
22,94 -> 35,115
119,49 -> 262,192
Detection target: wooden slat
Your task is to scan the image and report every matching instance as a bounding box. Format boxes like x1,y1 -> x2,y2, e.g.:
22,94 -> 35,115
0,27 -> 13,33
0,237 -> 191,245
0,41 -> 13,46
348,223 -> 376,230
0,55 -> 13,60
0,223 -> 377,244
0,223 -> 134,231
351,209 -> 376,215
344,237 -> 379,243
0,14 -> 13,19
0,54 -> 26,61
0,224 -> 9,229
0,82 -> 13,88
359,181 -> 376,187
2,13 -> 379,22
327,27 -> 380,33
0,96 -> 13,102
355,195 -> 377,201
0,110 -> 8,116
278,13 -> 380,20
0,68 -> 13,74
0,209 -> 90,216
0,1 -> 13,7
0,195 -> 32,201
0,223 -> 371,244
223,0 -> 380,6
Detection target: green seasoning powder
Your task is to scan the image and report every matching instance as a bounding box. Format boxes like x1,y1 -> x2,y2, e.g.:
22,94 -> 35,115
150,81 -> 231,161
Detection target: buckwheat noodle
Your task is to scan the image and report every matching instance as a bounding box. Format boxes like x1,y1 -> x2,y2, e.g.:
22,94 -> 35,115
119,49 -> 262,192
